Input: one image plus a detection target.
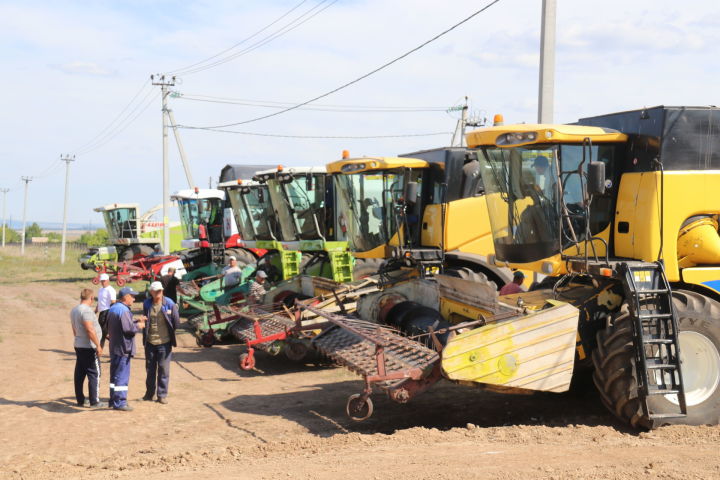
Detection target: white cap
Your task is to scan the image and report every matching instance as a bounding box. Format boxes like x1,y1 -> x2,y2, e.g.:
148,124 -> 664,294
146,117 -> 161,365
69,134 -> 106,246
256,270 -> 268,279
228,255 -> 237,261
149,281 -> 164,292
99,273 -> 110,281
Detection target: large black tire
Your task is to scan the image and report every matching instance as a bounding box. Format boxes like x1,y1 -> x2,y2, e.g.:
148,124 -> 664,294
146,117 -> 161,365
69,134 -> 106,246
592,290 -> 720,428
444,267 -> 498,290
226,248 -> 256,268
352,258 -> 384,280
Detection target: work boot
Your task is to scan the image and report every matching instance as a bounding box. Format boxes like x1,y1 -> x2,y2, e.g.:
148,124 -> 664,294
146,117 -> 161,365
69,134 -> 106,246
78,399 -> 90,408
90,401 -> 108,409
142,393 -> 154,401
157,397 -> 168,405
114,405 -> 134,412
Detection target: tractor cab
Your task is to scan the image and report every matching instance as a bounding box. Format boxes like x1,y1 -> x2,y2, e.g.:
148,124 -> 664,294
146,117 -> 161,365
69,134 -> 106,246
221,179 -> 287,249
466,124 -> 627,274
95,203 -> 143,244
172,189 -> 228,249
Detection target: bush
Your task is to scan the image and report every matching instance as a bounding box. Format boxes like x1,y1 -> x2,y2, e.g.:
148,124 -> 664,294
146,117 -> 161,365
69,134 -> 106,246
1,226 -> 21,243
79,228 -> 109,247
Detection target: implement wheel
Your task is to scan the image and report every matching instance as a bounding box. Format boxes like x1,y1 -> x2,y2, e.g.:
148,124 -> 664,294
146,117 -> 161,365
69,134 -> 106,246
592,290 -> 720,429
91,277 -> 100,285
346,394 -> 373,422
284,340 -> 309,363
116,277 -> 126,287
239,352 -> 255,371
200,332 -> 215,348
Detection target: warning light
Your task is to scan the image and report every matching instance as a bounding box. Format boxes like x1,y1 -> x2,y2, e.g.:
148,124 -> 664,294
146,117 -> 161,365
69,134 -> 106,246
599,267 -> 613,277
194,187 -> 199,194
237,179 -> 243,185
342,150 -> 350,159
277,165 -> 284,172
493,114 -> 504,126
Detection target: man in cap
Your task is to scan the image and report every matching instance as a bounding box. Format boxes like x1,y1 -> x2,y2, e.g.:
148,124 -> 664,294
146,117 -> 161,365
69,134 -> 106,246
247,270 -> 268,305
142,281 -> 180,404
499,271 -> 526,296
222,255 -> 243,287
95,273 -> 116,348
106,286 -> 146,411
71,288 -> 106,408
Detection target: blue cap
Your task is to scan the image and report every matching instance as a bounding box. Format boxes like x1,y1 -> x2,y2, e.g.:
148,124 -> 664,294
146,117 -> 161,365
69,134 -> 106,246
119,287 -> 139,297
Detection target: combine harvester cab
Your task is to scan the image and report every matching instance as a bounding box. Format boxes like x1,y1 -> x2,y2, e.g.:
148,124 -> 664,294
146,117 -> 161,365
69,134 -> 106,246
457,107 -> 720,429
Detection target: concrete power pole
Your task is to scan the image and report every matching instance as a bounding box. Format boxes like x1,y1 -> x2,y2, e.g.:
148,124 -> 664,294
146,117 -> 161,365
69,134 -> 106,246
538,0 -> 557,123
20,176 -> 32,255
151,74 -> 176,255
60,154 -> 75,264
0,188 -> 9,248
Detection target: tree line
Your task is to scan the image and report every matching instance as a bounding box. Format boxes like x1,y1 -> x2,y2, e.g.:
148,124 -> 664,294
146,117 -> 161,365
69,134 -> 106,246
2,223 -> 109,246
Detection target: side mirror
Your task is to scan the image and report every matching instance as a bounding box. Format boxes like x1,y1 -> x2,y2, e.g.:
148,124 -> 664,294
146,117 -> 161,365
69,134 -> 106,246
404,182 -> 419,204
587,161 -> 606,196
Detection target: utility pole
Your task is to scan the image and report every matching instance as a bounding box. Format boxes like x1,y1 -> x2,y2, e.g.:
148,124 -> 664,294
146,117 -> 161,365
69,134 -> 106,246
538,0 -> 557,123
20,176 -> 32,255
151,74 -> 176,255
60,154 -> 75,264
0,188 -> 9,248
166,107 -> 195,188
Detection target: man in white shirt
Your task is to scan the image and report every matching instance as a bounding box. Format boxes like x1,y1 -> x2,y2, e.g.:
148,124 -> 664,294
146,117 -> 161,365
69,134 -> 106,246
222,256 -> 243,287
71,288 -> 106,408
96,273 -> 116,348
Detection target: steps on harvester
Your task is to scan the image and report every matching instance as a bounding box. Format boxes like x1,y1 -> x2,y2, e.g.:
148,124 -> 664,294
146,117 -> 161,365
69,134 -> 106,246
621,261 -> 687,421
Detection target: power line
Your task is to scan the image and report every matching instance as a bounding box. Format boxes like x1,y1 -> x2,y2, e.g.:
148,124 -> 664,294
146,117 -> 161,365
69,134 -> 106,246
69,79 -> 152,155
168,0 -> 337,76
172,92 -> 451,112
167,0 -> 310,75
74,90 -> 160,157
179,0 -> 502,130
175,126 -> 452,139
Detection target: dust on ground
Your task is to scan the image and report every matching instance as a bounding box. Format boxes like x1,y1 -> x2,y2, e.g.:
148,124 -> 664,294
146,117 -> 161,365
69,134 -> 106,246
1,248 -> 719,479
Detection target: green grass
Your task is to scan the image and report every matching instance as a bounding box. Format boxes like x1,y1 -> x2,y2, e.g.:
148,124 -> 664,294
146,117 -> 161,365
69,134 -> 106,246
0,244 -> 95,285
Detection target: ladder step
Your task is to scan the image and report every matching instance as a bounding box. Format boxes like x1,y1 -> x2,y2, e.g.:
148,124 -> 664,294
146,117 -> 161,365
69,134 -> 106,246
646,363 -> 677,370
638,313 -> 673,319
642,337 -> 674,345
649,413 -> 687,420
635,289 -> 670,294
647,387 -> 680,396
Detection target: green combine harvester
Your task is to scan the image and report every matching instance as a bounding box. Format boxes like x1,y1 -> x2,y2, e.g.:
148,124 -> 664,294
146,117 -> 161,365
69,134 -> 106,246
79,202 -> 183,270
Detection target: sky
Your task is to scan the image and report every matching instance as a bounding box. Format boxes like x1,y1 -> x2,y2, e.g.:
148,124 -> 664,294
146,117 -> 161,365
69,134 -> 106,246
1,0 -> 719,226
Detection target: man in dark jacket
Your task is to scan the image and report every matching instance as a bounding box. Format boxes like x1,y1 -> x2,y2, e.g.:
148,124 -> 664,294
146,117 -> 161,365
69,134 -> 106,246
159,267 -> 180,303
142,281 -> 180,404
106,287 -> 146,411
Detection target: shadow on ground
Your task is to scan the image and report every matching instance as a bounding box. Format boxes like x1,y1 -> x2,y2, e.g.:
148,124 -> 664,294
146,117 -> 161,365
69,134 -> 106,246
0,396 -> 99,414
219,374 -> 629,438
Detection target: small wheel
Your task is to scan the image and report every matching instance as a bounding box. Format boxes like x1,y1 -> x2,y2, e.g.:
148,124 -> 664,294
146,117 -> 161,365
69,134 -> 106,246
284,340 -> 309,362
116,277 -> 126,287
91,277 -> 100,285
200,332 -> 215,348
346,394 -> 373,422
238,352 -> 255,371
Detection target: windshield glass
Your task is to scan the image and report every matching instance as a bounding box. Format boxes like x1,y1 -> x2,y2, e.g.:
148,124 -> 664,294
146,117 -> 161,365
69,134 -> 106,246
104,207 -> 137,240
228,186 -> 280,241
334,170 -> 412,252
271,174 -> 327,240
177,198 -> 223,240
478,143 -> 618,263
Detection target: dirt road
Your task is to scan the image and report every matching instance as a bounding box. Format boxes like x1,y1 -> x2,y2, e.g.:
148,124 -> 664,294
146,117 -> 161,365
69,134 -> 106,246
1,264 -> 719,479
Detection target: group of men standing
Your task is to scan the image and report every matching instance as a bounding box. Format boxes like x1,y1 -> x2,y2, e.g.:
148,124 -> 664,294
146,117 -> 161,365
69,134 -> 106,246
71,269 -> 180,411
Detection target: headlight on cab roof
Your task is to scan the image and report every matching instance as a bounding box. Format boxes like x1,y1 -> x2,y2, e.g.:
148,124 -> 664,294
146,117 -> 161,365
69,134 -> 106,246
496,131 -> 538,145
340,162 -> 366,173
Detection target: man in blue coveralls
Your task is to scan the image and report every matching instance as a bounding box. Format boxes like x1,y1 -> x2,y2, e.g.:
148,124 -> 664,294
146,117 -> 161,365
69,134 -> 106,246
142,281 -> 180,404
106,287 -> 146,411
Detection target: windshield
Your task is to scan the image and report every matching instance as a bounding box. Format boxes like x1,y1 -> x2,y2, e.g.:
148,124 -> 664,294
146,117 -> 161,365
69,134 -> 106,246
177,198 -> 223,240
478,144 -> 618,263
334,169 -> 415,252
228,186 -> 280,241
103,207 -> 137,240
269,174 -> 327,241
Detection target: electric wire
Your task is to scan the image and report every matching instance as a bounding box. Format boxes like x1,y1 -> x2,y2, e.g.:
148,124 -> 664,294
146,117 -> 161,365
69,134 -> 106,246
166,0 -> 309,75
69,79 -> 152,155
173,92 -> 450,112
74,89 -> 159,156
169,0 -> 337,76
173,126 -> 452,139
179,0 -> 501,130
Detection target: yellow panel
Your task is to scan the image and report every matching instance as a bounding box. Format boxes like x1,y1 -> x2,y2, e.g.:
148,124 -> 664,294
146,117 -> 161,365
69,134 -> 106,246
441,303 -> 579,392
465,124 -> 627,148
421,197 -> 495,253
681,267 -> 720,294
326,157 -> 428,174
